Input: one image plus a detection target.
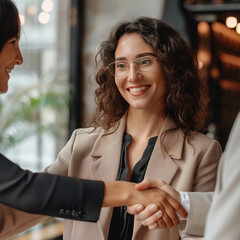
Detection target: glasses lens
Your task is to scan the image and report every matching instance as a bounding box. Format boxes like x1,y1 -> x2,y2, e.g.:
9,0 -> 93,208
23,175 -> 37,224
137,56 -> 156,72
108,61 -> 128,77
108,62 -> 116,76
115,61 -> 128,77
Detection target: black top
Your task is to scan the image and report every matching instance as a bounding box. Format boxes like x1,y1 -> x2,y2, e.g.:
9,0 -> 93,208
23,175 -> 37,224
108,133 -> 158,240
0,153 -> 104,221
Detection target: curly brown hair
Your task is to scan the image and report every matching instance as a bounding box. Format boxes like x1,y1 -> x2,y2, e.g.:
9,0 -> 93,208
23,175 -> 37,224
92,17 -> 208,135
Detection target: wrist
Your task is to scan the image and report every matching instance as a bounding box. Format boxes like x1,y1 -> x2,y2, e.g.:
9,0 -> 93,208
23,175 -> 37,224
102,181 -> 134,207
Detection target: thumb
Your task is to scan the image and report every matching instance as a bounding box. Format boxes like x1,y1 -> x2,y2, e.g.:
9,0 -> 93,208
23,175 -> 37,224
135,178 -> 165,190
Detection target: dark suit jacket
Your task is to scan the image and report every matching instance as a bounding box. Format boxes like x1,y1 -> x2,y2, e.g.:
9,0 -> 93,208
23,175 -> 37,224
0,153 -> 104,222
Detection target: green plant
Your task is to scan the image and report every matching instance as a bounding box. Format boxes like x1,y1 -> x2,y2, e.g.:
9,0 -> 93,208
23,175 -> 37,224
0,77 -> 70,152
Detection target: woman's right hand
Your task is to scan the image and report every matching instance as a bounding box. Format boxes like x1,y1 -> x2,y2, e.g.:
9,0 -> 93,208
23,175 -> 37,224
127,179 -> 187,229
103,180 -> 187,228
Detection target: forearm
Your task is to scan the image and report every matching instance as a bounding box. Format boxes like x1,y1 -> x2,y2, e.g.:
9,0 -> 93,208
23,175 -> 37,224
102,181 -> 135,207
0,154 -> 104,221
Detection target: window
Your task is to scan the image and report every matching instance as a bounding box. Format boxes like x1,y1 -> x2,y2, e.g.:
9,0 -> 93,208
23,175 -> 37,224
0,0 -> 71,171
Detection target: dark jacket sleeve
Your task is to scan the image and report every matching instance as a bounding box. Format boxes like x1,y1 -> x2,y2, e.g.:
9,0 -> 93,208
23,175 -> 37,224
0,153 -> 104,222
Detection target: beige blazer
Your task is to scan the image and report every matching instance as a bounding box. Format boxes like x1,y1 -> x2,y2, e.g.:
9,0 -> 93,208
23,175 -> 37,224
182,112 -> 240,240
0,115 -> 222,240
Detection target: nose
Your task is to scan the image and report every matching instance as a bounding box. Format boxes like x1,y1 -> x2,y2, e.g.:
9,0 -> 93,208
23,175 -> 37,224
128,63 -> 140,82
15,45 -> 23,65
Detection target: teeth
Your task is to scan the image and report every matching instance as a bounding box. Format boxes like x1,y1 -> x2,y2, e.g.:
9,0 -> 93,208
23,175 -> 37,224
129,86 -> 148,93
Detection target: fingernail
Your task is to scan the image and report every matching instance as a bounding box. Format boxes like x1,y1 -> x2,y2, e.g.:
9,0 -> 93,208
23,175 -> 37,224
136,205 -> 144,211
155,210 -> 162,217
149,204 -> 158,212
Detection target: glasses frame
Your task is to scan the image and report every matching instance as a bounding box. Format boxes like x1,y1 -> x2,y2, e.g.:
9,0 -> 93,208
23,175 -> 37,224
107,54 -> 158,77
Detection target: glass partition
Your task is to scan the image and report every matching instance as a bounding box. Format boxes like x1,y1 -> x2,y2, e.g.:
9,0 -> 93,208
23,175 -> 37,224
0,0 -> 70,171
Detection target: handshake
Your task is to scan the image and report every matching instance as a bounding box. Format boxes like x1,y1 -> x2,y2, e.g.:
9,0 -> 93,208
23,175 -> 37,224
126,179 -> 188,230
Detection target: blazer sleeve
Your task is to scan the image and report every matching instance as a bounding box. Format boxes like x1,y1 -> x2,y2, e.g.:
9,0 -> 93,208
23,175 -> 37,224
179,192 -> 213,238
0,153 -> 104,222
204,113 -> 240,240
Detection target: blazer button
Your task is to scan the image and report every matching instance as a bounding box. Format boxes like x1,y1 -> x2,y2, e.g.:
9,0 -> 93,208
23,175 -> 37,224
59,209 -> 65,215
71,210 -> 79,217
78,210 -> 86,218
65,209 -> 71,216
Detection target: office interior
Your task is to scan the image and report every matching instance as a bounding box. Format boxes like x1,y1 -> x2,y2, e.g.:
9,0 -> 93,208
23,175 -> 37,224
1,0 -> 240,239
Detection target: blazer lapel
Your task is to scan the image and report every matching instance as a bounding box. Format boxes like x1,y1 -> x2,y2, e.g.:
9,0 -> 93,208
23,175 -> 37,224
145,115 -> 185,182
133,116 -> 185,238
89,116 -> 126,239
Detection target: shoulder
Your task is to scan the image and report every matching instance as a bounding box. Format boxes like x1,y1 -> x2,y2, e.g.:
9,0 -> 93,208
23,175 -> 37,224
70,127 -> 103,147
189,131 -> 219,145
74,127 -> 102,137
188,131 -> 222,156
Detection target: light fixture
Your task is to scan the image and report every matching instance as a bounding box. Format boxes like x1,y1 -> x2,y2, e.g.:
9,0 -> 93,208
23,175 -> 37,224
226,16 -> 237,28
236,23 -> 240,34
38,12 -> 50,24
42,0 -> 54,13
19,14 -> 25,25
27,6 -> 37,16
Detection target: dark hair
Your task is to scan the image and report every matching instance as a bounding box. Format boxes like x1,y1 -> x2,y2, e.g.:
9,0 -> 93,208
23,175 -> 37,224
92,17 -> 208,135
0,0 -> 19,51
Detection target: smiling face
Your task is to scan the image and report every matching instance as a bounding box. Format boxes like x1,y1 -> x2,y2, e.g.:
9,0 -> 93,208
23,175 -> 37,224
114,33 -> 166,114
0,36 -> 23,93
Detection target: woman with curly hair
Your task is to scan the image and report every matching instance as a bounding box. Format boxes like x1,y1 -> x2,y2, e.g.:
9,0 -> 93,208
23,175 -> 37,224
0,17 -> 221,240
0,0 -> 187,227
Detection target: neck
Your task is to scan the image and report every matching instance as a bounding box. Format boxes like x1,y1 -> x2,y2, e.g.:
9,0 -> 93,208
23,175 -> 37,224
126,108 -> 166,140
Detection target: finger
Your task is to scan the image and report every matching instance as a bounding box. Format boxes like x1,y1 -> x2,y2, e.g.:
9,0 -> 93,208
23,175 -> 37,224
135,179 -> 153,190
166,195 -> 188,219
135,204 -> 158,221
161,211 -> 174,228
148,223 -> 159,230
136,178 -> 167,191
158,199 -> 174,228
163,202 -> 180,226
141,210 -> 162,226
127,204 -> 144,215
157,218 -> 167,228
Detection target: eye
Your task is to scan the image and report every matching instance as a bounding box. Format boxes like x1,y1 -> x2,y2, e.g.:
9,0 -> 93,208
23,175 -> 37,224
139,57 -> 152,66
9,38 -> 17,45
116,62 -> 128,69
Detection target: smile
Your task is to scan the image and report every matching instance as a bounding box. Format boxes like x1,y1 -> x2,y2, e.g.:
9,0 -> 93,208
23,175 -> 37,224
128,85 -> 149,93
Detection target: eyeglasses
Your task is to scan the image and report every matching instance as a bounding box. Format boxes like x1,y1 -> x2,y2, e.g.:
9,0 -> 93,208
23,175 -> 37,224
107,55 -> 158,77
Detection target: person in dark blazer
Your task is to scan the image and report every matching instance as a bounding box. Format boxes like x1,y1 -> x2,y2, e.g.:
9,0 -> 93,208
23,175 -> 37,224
0,0 -> 186,224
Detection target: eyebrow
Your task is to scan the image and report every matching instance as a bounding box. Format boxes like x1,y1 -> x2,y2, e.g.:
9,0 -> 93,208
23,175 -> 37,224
115,52 -> 155,61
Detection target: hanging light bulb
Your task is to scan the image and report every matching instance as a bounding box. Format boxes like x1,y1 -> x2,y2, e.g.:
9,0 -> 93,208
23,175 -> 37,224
38,12 -> 50,24
42,0 -> 54,12
236,23 -> 240,34
226,16 -> 237,28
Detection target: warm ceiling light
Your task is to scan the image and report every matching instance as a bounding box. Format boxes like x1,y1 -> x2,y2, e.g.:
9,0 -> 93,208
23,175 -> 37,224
236,23 -> 240,34
226,16 -> 237,28
27,6 -> 36,16
38,12 -> 50,24
197,21 -> 209,34
42,0 -> 54,13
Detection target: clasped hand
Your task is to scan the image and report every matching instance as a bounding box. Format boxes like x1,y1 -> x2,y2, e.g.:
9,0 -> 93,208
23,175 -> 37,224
128,179 -> 187,230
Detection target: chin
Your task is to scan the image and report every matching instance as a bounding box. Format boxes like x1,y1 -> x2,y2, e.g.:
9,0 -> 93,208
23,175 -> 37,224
0,84 -> 8,94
